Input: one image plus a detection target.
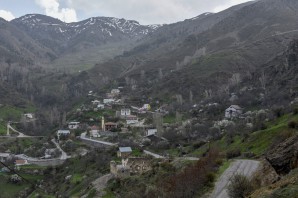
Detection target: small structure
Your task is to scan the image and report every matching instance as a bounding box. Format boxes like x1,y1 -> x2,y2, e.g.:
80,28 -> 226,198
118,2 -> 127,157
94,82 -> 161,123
225,105 -> 243,119
91,100 -> 101,105
68,122 -> 80,130
0,153 -> 11,162
97,104 -> 105,109
111,89 -> 120,95
126,115 -> 138,125
103,99 -> 115,104
121,109 -> 131,117
117,147 -> 132,158
105,122 -> 118,131
142,104 -> 151,111
57,130 -> 71,140
90,126 -> 100,137
146,129 -> 157,136
24,113 -> 34,119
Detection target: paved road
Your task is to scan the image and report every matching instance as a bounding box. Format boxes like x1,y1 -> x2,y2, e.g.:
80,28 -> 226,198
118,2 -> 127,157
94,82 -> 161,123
80,132 -> 116,146
210,160 -> 260,198
143,150 -> 165,159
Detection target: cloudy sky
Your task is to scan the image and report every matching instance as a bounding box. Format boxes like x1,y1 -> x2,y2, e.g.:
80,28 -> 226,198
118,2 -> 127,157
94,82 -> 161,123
0,0 -> 252,24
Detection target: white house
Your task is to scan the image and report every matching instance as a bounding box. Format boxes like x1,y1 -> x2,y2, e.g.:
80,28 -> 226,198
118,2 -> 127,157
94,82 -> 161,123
0,153 -> 11,162
91,100 -> 101,105
146,129 -> 157,136
225,105 -> 243,119
97,104 -> 105,109
68,122 -> 80,129
111,89 -> 120,94
121,109 -> 131,116
24,113 -> 34,119
103,99 -> 115,104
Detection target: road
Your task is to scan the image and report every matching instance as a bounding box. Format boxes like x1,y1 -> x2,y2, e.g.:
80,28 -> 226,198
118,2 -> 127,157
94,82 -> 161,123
80,132 -> 117,146
51,139 -> 70,160
7,123 -> 30,137
91,174 -> 114,197
143,150 -> 165,158
210,159 -> 260,198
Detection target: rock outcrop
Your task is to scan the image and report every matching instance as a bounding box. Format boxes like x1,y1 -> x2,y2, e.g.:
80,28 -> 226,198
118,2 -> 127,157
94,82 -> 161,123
266,135 -> 298,175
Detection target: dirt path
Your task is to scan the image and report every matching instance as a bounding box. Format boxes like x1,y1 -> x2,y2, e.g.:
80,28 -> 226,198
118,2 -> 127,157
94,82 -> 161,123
210,159 -> 260,198
92,174 -> 114,197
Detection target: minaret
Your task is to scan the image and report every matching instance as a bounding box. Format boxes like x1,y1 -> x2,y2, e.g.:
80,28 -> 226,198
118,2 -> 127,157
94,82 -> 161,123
101,116 -> 105,131
7,123 -> 10,136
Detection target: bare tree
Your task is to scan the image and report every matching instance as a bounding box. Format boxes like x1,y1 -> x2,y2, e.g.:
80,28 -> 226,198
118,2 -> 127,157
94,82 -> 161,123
259,71 -> 267,91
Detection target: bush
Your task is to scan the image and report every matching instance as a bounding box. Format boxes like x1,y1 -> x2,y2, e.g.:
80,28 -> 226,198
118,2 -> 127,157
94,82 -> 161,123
227,174 -> 253,198
288,121 -> 297,129
226,149 -> 241,159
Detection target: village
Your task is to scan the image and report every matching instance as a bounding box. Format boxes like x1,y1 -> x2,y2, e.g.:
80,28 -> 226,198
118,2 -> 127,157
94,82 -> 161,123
0,85 -> 251,175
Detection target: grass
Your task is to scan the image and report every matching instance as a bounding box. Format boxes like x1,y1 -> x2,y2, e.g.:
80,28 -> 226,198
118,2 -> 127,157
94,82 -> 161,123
0,122 -> 7,135
0,172 -> 43,198
0,105 -> 36,122
163,114 -> 176,124
71,173 -> 83,184
216,160 -> 232,179
85,109 -> 115,119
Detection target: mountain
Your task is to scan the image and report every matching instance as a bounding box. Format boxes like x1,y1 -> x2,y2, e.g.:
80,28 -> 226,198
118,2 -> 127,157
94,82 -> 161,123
11,14 -> 159,54
78,0 -> 298,104
0,17 -> 55,64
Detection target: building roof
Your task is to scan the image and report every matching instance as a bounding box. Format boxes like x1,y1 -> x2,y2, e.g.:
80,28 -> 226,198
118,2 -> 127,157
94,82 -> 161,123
57,130 -> 70,134
229,105 -> 243,110
0,153 -> 10,158
69,122 -> 80,124
105,122 -> 117,126
119,147 -> 132,153
15,160 -> 27,165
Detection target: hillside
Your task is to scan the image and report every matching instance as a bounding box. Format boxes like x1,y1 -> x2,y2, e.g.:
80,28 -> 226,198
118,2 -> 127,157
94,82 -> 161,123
76,0 -> 298,105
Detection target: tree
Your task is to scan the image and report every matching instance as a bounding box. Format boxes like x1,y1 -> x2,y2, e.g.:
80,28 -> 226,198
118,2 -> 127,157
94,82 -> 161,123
227,174 -> 253,198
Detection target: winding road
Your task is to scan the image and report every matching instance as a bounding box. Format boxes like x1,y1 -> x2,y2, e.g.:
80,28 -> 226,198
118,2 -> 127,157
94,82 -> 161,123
210,159 -> 260,198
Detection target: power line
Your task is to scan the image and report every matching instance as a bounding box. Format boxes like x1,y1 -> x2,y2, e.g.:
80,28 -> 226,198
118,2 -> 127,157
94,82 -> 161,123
0,161 -> 46,194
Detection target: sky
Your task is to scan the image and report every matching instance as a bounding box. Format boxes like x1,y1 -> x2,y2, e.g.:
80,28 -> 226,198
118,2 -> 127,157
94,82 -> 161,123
0,0 -> 252,24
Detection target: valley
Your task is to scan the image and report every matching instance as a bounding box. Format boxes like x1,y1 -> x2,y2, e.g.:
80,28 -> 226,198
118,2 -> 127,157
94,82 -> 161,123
1,0 -> 298,197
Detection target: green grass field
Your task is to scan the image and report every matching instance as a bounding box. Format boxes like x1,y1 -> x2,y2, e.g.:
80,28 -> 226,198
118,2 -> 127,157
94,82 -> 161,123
193,113 -> 298,157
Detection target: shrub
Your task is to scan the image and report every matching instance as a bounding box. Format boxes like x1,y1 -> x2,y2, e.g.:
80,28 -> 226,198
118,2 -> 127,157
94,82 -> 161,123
288,121 -> 297,129
227,174 -> 253,198
226,149 -> 241,159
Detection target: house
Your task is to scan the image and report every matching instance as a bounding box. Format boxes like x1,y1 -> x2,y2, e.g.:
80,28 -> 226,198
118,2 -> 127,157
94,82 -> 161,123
225,105 -> 243,119
121,109 -> 131,116
90,126 -> 100,137
142,104 -> 151,110
146,129 -> 157,136
111,89 -> 120,95
24,113 -> 34,119
103,99 -> 115,104
105,122 -> 118,131
117,147 -> 132,158
126,115 -> 138,125
68,122 -> 80,129
15,159 -> 28,166
91,100 -> 101,105
97,104 -> 105,109
57,130 -> 71,136
0,153 -> 11,162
